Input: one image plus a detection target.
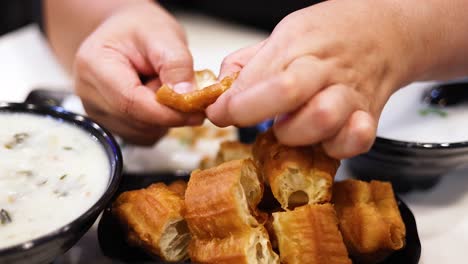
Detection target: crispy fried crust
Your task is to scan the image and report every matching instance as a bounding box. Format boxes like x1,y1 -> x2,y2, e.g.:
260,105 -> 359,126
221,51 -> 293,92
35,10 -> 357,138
167,180 -> 188,198
156,71 -> 238,112
215,141 -> 252,166
112,183 -> 190,262
273,204 -> 351,264
189,227 -> 279,264
185,159 -> 279,263
263,213 -> 278,251
194,69 -> 218,87
253,129 -> 340,209
200,140 -> 253,170
184,159 -> 263,239
333,179 -> 406,264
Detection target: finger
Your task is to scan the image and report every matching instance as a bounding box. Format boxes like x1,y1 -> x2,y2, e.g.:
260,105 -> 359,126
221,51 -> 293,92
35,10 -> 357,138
273,84 -> 359,145
219,39 -> 268,79
207,38 -> 289,124
321,110 -> 377,159
75,78 -> 113,115
79,49 -> 202,127
142,33 -> 195,92
84,106 -> 169,145
207,56 -> 329,127
80,98 -> 162,132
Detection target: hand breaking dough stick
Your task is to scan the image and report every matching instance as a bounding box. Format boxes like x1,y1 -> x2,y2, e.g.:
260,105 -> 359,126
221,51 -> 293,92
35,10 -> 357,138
156,70 -> 239,113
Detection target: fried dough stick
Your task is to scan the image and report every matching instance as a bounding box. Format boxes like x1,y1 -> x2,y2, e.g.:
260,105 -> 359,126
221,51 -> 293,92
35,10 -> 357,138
156,71 -> 238,113
333,179 -> 406,264
253,129 -> 340,210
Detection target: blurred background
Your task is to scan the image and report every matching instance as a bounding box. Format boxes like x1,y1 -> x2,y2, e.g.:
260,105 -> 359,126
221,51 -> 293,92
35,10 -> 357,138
0,0 -> 323,36
0,0 -> 38,36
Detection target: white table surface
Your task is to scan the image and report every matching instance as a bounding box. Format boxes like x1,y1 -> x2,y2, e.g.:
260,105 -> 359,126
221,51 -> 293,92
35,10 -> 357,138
1,12 -> 467,264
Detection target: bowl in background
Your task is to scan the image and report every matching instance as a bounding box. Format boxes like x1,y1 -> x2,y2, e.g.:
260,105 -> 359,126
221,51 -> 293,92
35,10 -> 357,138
349,81 -> 468,192
0,102 -> 123,264
347,138 -> 468,192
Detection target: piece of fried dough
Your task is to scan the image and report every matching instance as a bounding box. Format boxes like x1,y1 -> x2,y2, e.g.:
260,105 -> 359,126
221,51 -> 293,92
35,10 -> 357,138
215,141 -> 252,166
333,179 -> 406,264
112,183 -> 190,262
200,140 -> 252,170
253,129 -> 340,210
184,159 -> 263,239
167,180 -> 188,197
156,70 -> 238,112
272,204 -> 351,264
189,227 -> 279,264
194,69 -> 218,88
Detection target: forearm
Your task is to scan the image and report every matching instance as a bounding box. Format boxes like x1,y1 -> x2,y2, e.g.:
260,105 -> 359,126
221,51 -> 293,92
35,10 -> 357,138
383,0 -> 468,82
43,0 -> 151,73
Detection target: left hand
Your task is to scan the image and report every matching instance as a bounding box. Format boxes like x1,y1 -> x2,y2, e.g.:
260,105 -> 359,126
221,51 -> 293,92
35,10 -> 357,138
207,0 -> 427,159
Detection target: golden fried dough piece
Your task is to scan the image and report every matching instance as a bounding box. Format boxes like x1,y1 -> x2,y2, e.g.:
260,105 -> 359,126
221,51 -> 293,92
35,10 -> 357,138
253,129 -> 340,210
113,183 -> 190,262
156,71 -> 238,113
167,180 -> 187,197
215,141 -> 252,165
333,179 -> 406,264
263,213 -> 279,251
200,141 -> 252,169
194,69 -> 218,87
184,159 -> 263,239
272,204 -> 351,264
189,227 -> 279,264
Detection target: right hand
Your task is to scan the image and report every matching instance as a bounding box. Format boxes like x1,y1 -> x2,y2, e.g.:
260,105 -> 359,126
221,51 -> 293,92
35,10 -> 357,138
73,2 -> 204,145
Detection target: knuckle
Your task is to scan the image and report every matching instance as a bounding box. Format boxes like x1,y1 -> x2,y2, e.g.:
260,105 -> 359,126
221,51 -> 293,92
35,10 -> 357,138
277,11 -> 299,29
147,47 -> 162,66
274,11 -> 304,36
353,123 -> 375,154
279,75 -> 301,104
221,55 -> 238,69
159,51 -> 194,81
162,48 -> 193,68
313,101 -> 338,130
74,46 -> 93,72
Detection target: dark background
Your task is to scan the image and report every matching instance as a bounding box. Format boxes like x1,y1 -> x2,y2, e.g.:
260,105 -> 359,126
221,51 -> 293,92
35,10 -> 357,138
0,0 -> 37,35
0,0 -> 322,36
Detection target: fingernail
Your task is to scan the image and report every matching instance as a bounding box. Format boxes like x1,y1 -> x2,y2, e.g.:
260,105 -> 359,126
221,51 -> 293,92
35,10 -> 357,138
173,82 -> 194,94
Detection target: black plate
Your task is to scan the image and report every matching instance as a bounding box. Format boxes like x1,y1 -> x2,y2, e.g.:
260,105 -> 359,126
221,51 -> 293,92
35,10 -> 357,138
97,174 -> 421,264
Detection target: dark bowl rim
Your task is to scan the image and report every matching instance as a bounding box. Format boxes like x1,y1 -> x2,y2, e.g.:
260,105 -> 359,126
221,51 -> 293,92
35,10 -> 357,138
374,136 -> 468,150
0,102 -> 123,256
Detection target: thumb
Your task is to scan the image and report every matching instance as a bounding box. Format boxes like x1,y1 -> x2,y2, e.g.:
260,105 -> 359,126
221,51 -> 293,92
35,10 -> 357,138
146,41 -> 195,94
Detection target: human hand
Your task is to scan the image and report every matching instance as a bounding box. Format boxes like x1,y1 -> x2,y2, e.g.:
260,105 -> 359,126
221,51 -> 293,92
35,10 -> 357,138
208,0 -> 426,158
74,2 -> 203,145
